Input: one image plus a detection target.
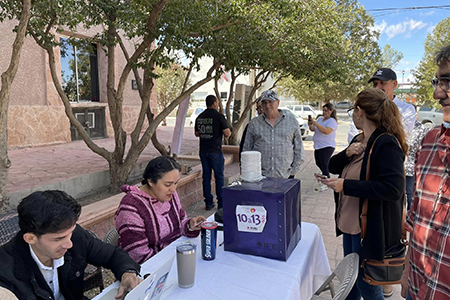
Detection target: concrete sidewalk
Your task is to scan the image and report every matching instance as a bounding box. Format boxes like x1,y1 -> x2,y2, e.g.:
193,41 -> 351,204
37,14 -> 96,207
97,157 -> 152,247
5,121 -> 403,299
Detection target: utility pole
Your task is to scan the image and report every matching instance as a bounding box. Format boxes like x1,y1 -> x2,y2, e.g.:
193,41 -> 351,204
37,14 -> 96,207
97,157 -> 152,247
402,70 -> 405,89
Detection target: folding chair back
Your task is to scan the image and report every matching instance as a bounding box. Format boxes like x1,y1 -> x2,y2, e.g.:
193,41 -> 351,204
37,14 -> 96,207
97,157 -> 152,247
103,227 -> 119,247
311,253 -> 359,300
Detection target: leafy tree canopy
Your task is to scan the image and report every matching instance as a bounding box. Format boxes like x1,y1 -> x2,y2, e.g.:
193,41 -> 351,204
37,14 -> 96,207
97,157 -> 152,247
277,0 -> 382,104
381,44 -> 403,69
413,17 -> 450,106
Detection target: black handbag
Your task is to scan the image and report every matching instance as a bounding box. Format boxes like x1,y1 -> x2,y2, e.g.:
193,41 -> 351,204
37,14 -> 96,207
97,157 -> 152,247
360,134 -> 407,286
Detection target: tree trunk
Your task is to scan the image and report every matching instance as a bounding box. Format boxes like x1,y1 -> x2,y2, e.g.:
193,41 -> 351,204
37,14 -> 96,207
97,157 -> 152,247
0,0 -> 32,210
151,132 -> 169,156
108,159 -> 135,192
228,70 -> 270,145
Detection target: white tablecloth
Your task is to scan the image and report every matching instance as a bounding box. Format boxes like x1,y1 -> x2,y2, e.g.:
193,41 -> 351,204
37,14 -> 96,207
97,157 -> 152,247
94,221 -> 330,300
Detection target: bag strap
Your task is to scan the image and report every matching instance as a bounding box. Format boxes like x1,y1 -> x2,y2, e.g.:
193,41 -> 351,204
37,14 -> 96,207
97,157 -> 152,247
360,133 -> 407,243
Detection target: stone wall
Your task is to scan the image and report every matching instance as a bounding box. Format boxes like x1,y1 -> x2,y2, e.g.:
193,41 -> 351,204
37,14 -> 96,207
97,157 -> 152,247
2,18 -> 158,149
8,106 -> 71,148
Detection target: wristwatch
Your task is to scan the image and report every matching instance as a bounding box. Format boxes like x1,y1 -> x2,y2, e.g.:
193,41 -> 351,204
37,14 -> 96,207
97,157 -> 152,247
124,269 -> 140,277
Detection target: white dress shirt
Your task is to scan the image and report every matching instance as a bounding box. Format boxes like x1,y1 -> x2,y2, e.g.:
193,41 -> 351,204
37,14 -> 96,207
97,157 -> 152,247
29,245 -> 66,300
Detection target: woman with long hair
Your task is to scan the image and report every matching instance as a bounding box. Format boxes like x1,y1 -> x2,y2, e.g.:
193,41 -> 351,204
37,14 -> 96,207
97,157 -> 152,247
115,156 -> 206,263
319,88 -> 407,300
308,103 -> 338,191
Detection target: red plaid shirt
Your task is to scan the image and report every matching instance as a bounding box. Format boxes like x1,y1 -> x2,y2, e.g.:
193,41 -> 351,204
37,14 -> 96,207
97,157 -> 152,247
405,125 -> 450,300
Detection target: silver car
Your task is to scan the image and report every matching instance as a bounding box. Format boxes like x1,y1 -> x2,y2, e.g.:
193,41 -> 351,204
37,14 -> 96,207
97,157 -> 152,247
417,106 -> 443,129
286,104 -> 322,120
280,108 -> 309,140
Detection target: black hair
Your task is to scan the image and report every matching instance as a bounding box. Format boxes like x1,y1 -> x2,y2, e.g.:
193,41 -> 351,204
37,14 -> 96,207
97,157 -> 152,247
205,95 -> 217,108
141,156 -> 181,185
323,103 -> 337,121
435,45 -> 450,66
17,190 -> 81,236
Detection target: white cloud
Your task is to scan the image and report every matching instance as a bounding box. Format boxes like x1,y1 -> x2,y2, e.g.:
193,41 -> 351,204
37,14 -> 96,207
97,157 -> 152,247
420,11 -> 435,17
386,23 -> 406,39
373,20 -> 387,34
398,60 -> 412,67
377,19 -> 428,40
407,19 -> 427,31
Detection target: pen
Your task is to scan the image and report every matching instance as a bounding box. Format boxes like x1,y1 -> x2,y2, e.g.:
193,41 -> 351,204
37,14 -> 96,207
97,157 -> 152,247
194,221 -> 205,228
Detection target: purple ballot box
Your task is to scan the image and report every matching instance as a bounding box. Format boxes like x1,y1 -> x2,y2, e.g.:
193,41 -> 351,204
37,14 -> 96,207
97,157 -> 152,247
222,177 -> 301,261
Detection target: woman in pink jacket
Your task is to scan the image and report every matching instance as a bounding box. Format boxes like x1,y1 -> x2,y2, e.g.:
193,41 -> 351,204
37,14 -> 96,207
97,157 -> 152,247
115,156 -> 206,263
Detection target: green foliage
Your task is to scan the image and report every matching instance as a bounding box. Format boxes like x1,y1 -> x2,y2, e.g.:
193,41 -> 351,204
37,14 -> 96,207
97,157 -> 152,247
413,17 -> 450,106
156,64 -> 190,113
278,0 -> 382,103
381,44 -> 403,69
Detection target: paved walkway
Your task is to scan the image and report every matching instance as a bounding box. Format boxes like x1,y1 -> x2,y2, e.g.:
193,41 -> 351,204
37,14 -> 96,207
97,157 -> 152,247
6,119 -> 403,299
6,125 -> 199,194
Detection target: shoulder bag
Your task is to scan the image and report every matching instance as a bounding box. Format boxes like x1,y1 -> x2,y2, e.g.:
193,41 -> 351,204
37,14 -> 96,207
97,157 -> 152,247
360,133 -> 407,286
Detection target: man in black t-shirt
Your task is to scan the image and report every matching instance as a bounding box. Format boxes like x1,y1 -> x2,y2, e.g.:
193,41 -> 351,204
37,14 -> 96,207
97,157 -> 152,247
195,95 -> 231,210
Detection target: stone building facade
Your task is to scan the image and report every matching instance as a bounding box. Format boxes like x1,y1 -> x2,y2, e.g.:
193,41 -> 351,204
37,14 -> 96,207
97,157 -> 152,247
0,21 -> 157,149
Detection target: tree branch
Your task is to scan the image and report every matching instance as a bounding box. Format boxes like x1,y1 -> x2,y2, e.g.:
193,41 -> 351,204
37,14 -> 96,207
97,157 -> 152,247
44,45 -> 111,160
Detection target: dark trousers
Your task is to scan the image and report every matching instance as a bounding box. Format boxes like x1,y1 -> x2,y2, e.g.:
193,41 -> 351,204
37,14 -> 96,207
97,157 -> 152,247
406,175 -> 414,211
200,152 -> 225,207
314,147 -> 335,178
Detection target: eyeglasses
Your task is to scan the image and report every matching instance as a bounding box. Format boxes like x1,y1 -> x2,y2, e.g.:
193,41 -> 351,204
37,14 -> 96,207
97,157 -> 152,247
431,77 -> 450,91
347,107 -> 354,117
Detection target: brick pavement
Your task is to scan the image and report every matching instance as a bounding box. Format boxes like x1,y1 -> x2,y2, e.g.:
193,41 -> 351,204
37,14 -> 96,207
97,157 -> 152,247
6,125 -> 199,194
6,120 -> 404,299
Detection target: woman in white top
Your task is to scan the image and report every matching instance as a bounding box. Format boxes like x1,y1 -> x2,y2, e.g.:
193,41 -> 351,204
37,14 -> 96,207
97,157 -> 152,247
308,103 -> 338,191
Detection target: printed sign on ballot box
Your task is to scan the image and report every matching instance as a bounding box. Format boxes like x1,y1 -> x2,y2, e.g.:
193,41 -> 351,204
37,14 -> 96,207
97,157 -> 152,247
222,177 -> 301,261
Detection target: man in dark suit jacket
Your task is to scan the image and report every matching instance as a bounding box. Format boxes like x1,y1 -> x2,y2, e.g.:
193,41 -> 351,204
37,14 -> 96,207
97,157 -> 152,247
0,190 -> 141,300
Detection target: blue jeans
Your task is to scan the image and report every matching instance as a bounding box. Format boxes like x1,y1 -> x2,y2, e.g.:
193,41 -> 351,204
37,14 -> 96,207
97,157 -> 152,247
342,233 -> 384,300
406,290 -> 413,300
200,152 -> 225,207
406,175 -> 414,211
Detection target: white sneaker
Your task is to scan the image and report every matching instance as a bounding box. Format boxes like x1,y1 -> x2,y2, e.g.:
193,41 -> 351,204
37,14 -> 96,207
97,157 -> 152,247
319,183 -> 328,191
315,182 -> 328,192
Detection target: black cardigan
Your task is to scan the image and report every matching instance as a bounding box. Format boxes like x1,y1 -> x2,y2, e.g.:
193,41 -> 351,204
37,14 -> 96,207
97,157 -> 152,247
329,128 -> 405,261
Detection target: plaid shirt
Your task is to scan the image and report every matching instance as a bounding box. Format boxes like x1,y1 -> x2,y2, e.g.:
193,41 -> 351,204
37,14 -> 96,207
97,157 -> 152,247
405,125 -> 450,300
242,110 -> 304,178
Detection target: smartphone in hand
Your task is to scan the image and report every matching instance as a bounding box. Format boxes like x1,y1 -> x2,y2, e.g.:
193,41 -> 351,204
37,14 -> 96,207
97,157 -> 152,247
308,115 -> 312,122
314,173 -> 327,180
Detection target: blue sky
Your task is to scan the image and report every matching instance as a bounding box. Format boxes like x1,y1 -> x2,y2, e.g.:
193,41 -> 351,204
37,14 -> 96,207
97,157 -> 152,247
358,1 -> 449,83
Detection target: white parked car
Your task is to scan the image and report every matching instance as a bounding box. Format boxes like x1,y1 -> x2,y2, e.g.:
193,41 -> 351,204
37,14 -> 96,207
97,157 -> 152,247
286,104 -> 322,120
280,108 -> 309,140
190,107 -> 205,126
335,101 -> 351,109
417,105 -> 443,129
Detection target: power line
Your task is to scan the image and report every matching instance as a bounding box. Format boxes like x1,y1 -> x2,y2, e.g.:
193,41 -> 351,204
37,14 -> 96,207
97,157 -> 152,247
366,5 -> 450,12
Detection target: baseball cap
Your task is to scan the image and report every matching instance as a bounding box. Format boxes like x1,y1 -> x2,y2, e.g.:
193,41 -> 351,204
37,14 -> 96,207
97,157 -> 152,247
257,90 -> 279,102
368,68 -> 397,83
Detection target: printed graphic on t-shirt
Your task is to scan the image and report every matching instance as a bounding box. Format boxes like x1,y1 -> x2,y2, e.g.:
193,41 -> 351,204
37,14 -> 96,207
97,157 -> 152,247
198,118 -> 214,139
